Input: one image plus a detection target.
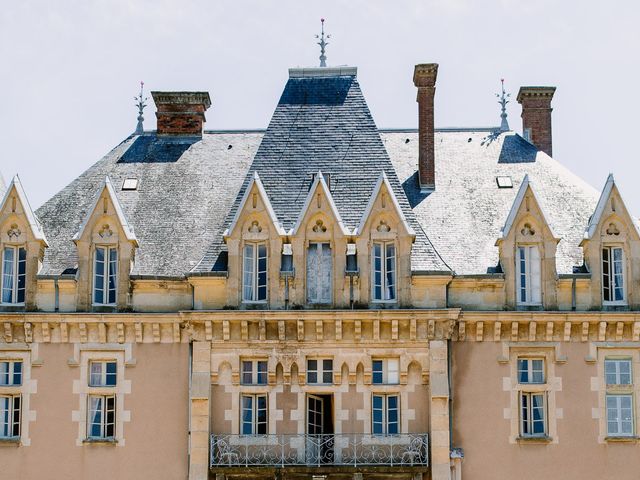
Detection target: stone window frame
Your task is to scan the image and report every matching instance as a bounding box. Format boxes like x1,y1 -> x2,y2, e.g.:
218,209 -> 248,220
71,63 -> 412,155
601,244 -> 627,306
501,343 -> 562,444
71,344 -> 132,446
591,345 -> 640,443
0,345 -> 37,446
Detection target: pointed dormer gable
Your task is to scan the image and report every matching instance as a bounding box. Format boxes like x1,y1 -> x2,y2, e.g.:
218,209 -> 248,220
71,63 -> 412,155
582,174 -> 640,244
0,175 -> 48,246
291,171 -> 348,236
497,174 -> 558,244
72,177 -> 137,245
224,172 -> 285,238
356,172 -> 416,237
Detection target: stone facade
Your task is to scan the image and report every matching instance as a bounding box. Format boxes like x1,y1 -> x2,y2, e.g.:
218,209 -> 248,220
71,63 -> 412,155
0,61 -> 636,480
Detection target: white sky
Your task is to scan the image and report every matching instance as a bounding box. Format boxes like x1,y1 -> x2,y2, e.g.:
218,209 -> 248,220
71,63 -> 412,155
1,0 -> 639,211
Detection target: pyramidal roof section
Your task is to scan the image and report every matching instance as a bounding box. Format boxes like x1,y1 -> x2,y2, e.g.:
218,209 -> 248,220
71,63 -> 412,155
209,65 -> 448,273
0,175 -> 48,244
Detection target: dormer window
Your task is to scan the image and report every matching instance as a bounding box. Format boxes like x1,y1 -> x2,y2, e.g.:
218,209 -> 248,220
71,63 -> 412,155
372,242 -> 396,302
93,246 -> 117,306
1,246 -> 26,305
602,246 -> 625,304
243,242 -> 267,302
516,245 -> 541,305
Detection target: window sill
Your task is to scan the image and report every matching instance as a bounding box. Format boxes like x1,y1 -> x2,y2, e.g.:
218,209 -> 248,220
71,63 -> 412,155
516,435 -> 552,444
605,436 -> 638,443
83,438 -> 118,446
0,437 -> 20,446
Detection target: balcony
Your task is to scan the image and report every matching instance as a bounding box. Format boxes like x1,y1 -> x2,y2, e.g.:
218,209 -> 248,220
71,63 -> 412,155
210,433 -> 429,469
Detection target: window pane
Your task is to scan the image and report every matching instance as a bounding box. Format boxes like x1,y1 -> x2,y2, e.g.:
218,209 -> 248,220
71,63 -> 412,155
88,396 -> 103,438
0,363 -> 8,386
322,359 -> 333,384
372,395 -> 383,434
16,248 -> 26,304
517,359 -> 529,384
373,243 -> 382,300
257,244 -> 267,301
385,244 -> 396,300
602,248 -> 611,302
306,244 -> 319,303
2,248 -> 14,304
89,362 -> 103,386
372,360 -> 383,384
518,247 -> 527,304
105,362 -> 117,386
613,248 -> 624,302
243,245 -> 254,301
320,244 -> 332,302
387,358 -> 399,384
521,394 -> 529,435
105,396 -> 115,437
107,248 -> 117,304
0,397 -> 9,437
12,362 -> 21,386
94,247 -> 105,304
242,361 -> 253,385
531,359 -> 544,383
257,361 -> 267,385
241,396 -> 253,434
256,396 -> 267,434
532,394 -> 545,434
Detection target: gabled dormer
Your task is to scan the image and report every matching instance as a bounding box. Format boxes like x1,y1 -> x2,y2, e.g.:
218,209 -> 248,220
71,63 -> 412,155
73,177 -> 137,311
356,172 -> 416,306
496,175 -> 559,309
289,172 -> 350,307
580,174 -> 640,309
0,176 -> 48,310
224,172 -> 285,307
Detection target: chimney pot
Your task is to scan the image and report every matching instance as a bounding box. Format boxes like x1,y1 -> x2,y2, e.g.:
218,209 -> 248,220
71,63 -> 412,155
516,86 -> 556,157
413,64 -> 438,191
151,91 -> 211,136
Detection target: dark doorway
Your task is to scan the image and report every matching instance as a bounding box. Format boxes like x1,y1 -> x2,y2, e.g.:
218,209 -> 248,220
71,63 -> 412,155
306,394 -> 334,464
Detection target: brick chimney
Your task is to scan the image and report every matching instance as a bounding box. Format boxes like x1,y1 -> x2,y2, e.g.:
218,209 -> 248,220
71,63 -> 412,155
516,86 -> 556,157
413,64 -> 438,191
151,91 -> 211,136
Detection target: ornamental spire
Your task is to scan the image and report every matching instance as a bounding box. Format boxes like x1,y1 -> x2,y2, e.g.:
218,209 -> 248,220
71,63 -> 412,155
496,78 -> 510,132
134,81 -> 148,135
315,18 -> 330,67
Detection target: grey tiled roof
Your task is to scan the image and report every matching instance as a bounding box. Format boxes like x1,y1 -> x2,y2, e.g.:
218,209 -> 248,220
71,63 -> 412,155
382,129 -> 600,275
195,74 -> 449,273
36,133 -> 261,276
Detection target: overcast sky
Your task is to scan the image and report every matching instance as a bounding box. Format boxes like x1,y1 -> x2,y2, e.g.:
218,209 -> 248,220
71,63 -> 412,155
1,0 -> 639,212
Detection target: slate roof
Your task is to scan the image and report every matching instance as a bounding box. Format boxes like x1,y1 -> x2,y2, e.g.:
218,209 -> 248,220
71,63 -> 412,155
382,129 -> 600,275
36,132 -> 262,276
194,71 -> 449,273
33,70 -> 603,279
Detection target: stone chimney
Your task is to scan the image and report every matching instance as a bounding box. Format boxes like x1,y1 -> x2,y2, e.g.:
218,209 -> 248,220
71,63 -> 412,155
151,91 -> 211,136
413,64 -> 438,191
516,86 -> 556,157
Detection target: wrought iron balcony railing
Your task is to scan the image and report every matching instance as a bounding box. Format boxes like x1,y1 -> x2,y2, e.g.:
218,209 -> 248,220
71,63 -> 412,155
210,433 -> 429,468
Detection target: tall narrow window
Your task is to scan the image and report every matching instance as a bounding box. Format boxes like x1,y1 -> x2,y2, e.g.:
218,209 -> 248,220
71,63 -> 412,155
516,245 -> 541,305
241,394 -> 267,435
307,243 -> 332,303
87,395 -> 116,439
602,246 -> 625,303
1,246 -> 26,304
243,243 -> 267,302
372,394 -> 399,435
518,357 -> 547,437
605,358 -> 634,437
372,242 -> 396,301
0,395 -> 20,438
93,246 -> 117,305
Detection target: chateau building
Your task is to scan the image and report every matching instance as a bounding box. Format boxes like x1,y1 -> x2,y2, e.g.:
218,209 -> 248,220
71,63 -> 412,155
0,54 -> 638,480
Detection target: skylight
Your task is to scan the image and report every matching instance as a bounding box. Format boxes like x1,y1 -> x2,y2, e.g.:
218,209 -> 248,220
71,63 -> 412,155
496,176 -> 513,188
122,178 -> 139,191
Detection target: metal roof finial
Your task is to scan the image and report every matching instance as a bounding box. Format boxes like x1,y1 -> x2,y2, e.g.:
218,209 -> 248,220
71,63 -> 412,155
134,81 -> 148,135
496,78 -> 510,132
315,18 -> 331,67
